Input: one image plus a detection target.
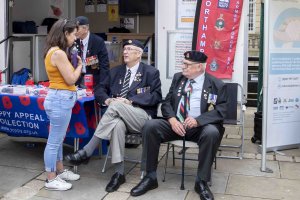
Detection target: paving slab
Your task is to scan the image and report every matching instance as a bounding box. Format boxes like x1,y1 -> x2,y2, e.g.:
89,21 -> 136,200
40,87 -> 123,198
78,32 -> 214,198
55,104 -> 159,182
214,194 -> 276,200
224,126 -> 240,135
256,153 -> 275,161
214,159 -> 280,178
188,192 -> 276,200
0,133 -> 7,139
35,176 -> 108,200
220,138 -> 260,155
0,189 -> 6,198
244,127 -> 255,139
127,187 -> 187,200
275,155 -> 293,162
185,190 -> 200,200
28,196 -> 53,200
279,162 -> 300,180
117,182 -> 137,193
103,191 -> 130,200
226,174 -> 300,199
0,166 -> 42,194
0,138 -> 44,170
279,148 -> 300,157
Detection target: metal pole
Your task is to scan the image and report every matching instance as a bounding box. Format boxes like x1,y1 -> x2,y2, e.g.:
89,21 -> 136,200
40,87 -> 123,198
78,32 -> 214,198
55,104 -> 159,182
261,0 -> 272,173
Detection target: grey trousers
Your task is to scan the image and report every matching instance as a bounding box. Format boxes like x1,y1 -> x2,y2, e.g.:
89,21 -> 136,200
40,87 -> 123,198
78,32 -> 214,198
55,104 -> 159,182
94,101 -> 150,163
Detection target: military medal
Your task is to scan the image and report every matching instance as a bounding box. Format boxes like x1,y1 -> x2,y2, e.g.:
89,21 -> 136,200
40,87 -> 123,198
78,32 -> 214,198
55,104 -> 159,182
208,93 -> 218,104
209,58 -> 219,71
208,104 -> 214,111
215,14 -> 225,31
212,40 -> 221,50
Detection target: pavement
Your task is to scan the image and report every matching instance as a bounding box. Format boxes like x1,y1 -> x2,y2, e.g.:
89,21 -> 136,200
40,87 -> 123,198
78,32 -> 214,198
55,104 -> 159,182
0,107 -> 300,200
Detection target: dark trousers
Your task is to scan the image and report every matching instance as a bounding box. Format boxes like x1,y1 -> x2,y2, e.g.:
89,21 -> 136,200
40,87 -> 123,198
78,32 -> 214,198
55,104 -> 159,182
143,119 -> 224,181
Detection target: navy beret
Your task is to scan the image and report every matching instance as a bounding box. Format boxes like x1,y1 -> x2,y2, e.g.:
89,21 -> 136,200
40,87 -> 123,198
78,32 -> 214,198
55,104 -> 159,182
123,39 -> 144,50
184,50 -> 208,63
76,16 -> 89,25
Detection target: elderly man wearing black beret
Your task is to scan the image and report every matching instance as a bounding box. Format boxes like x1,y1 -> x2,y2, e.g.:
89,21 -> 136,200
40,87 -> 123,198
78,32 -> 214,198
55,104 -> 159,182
130,50 -> 227,200
65,39 -> 162,192
74,16 -> 109,88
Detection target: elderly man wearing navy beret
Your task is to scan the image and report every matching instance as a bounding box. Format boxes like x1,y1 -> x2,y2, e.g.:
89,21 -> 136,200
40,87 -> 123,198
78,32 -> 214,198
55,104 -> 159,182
74,16 -> 109,88
65,39 -> 162,192
130,50 -> 227,200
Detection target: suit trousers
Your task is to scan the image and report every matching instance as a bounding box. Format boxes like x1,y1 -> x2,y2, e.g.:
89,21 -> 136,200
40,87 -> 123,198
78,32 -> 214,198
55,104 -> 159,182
143,119 -> 223,181
94,101 -> 150,163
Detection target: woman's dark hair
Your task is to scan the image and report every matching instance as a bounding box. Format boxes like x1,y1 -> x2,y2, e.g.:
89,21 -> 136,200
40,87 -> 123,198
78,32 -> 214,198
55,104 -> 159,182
44,19 -> 78,58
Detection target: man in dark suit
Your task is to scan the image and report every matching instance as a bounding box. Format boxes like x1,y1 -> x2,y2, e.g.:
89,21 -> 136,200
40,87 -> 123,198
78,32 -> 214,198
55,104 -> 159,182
130,51 -> 227,200
65,40 -> 162,193
74,16 -> 109,88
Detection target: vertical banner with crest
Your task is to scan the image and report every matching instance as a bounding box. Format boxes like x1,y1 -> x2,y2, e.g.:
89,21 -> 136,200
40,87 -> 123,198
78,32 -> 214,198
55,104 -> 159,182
192,0 -> 243,79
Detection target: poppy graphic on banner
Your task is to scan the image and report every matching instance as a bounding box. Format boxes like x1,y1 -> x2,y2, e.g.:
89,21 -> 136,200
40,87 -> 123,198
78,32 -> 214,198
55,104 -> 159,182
192,0 -> 244,79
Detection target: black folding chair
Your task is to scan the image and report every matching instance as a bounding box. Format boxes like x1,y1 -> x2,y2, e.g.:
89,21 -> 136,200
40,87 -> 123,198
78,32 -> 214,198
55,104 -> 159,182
162,82 -> 246,189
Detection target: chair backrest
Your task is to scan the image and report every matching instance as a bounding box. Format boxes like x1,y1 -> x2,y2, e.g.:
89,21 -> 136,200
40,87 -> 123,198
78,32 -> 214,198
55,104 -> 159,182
224,83 -> 239,124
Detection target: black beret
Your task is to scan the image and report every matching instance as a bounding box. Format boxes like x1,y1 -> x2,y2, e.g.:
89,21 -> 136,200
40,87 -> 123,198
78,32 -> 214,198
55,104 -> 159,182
184,50 -> 208,63
123,39 -> 144,50
76,16 -> 89,25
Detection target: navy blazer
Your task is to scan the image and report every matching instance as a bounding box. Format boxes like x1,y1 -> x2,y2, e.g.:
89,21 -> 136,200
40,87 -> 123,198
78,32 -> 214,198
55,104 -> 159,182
75,33 -> 109,87
161,72 -> 227,126
94,62 -> 162,118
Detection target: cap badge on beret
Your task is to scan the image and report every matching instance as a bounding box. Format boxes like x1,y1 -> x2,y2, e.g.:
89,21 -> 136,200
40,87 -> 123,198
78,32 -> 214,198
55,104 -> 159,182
184,50 -> 208,63
128,40 -> 132,44
186,52 -> 190,59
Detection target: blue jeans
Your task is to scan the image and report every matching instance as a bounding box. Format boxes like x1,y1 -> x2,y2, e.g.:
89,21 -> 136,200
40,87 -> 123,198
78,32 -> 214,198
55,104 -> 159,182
43,89 -> 77,172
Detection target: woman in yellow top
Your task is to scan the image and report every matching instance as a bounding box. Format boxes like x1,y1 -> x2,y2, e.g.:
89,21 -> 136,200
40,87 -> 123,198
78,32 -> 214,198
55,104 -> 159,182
43,19 -> 82,191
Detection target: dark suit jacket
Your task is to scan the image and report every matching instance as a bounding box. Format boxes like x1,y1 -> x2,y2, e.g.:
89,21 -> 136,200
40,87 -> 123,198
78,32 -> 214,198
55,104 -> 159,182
75,33 -> 109,87
161,72 -> 227,127
94,62 -> 162,118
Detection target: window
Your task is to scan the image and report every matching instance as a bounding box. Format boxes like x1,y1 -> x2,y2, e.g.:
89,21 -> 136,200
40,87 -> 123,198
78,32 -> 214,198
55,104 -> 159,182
248,0 -> 256,33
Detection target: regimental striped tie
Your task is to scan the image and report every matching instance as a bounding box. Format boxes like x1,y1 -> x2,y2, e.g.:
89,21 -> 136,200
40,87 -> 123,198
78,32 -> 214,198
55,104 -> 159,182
186,79 -> 195,112
176,79 -> 195,123
119,69 -> 131,98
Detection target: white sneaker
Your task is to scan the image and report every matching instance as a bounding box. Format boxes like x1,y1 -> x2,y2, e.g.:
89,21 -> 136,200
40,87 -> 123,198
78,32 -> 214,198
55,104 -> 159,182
45,176 -> 72,191
58,169 -> 80,181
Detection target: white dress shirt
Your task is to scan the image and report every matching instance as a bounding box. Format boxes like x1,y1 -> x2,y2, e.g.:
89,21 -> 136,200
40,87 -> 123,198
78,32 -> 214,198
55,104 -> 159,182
125,62 -> 140,87
187,73 -> 205,118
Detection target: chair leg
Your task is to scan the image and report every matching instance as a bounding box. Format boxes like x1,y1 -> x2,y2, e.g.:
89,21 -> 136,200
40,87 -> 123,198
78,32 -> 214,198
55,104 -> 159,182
214,155 -> 217,169
172,144 -> 175,166
101,144 -> 111,173
163,143 -> 170,182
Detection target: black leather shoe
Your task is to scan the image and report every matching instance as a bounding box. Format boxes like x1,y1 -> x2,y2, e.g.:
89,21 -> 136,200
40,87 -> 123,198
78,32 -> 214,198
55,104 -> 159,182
105,172 -> 125,192
194,180 -> 214,200
64,150 -> 90,165
130,176 -> 158,197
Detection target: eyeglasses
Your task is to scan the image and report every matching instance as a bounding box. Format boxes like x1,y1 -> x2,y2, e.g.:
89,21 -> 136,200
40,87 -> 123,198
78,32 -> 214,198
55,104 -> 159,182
123,46 -> 141,52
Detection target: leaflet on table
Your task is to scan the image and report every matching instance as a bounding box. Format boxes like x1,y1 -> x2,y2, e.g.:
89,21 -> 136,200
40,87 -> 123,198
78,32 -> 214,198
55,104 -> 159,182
0,85 -> 90,99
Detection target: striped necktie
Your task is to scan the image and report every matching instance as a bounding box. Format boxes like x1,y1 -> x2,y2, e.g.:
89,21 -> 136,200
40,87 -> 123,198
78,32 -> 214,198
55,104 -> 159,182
120,69 -> 131,98
176,79 -> 195,122
80,40 -> 84,58
186,79 -> 195,112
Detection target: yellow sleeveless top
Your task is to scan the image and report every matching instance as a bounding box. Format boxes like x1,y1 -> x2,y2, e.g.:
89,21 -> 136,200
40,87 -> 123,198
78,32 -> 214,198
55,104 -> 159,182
44,47 -> 76,91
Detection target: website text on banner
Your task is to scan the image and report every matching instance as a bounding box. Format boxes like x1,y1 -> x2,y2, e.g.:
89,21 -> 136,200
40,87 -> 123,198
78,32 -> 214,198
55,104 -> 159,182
192,0 -> 243,79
